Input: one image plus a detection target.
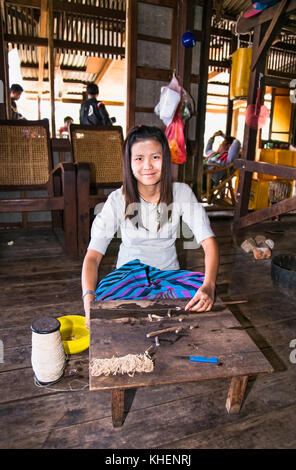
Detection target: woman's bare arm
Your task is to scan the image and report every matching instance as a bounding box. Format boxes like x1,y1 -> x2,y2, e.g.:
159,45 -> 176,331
81,249 -> 103,328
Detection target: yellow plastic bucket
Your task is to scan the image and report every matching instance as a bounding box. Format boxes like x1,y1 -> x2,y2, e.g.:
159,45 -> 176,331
57,315 -> 89,355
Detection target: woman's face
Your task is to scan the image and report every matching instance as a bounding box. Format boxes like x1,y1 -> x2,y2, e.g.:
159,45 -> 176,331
130,138 -> 163,189
218,139 -> 230,154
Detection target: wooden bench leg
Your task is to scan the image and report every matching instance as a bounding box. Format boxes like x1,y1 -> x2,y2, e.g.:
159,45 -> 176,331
226,375 -> 248,414
111,389 -> 125,428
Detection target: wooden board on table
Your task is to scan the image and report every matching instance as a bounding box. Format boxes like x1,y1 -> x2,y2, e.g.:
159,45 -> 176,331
89,304 -> 274,391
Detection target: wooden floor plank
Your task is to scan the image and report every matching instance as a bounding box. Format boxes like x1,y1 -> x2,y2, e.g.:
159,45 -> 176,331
1,216 -> 296,448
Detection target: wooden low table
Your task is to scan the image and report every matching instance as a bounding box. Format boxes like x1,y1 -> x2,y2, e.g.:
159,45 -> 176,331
89,299 -> 274,428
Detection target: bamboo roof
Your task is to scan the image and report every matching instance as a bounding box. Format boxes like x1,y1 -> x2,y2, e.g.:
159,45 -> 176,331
3,0 -> 296,101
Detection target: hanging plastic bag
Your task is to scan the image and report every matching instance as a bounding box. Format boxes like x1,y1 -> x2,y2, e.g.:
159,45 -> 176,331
165,106 -> 187,164
154,75 -> 181,126
180,88 -> 194,122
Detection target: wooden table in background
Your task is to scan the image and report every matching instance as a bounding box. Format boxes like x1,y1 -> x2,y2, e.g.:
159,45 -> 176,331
89,299 -> 274,428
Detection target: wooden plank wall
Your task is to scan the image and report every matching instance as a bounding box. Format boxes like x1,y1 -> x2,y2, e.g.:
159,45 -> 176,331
126,0 -> 212,191
126,0 -> 179,131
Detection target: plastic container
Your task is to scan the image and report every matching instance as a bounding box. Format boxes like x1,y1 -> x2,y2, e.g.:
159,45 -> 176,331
230,48 -> 253,100
248,179 -> 270,210
57,315 -> 89,355
271,254 -> 296,289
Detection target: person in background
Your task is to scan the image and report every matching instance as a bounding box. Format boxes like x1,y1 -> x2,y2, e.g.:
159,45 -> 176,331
10,84 -> 25,120
203,130 -> 241,186
79,83 -> 113,126
59,116 -> 74,138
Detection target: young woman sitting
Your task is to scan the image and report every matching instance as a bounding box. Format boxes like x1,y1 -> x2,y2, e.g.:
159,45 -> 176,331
81,125 -> 219,328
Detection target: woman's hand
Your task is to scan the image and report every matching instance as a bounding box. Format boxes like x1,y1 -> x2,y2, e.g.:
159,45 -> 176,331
184,283 -> 216,312
185,236 -> 219,312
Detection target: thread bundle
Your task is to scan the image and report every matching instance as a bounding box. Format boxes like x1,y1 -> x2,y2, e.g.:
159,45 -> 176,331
31,317 -> 66,386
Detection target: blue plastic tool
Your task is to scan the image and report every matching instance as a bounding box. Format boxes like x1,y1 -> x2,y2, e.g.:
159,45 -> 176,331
189,355 -> 219,364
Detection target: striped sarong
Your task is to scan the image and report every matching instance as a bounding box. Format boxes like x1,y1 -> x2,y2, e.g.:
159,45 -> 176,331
95,259 -> 205,301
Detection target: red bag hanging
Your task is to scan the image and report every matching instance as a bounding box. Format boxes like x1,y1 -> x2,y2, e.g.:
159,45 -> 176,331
165,108 -> 187,164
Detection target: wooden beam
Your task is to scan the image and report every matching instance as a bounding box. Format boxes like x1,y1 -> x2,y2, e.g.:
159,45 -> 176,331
235,196 -> 296,230
139,0 -> 178,7
5,35 -> 125,56
52,0 -> 126,20
263,75 -> 293,88
137,33 -> 172,45
251,0 -> 290,71
234,159 -> 296,180
38,0 -> 47,93
5,0 -> 40,7
0,0 -> 9,119
0,197 -> 64,212
233,23 -> 268,226
136,66 -> 172,82
236,0 -> 296,34
126,0 -> 138,130
47,0 -> 55,137
94,59 -> 113,85
194,0 -> 213,199
22,63 -> 87,72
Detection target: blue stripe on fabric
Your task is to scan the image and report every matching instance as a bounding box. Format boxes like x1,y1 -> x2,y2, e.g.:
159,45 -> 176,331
95,259 -> 205,301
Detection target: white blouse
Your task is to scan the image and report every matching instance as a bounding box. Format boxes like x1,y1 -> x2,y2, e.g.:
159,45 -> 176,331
88,182 -> 215,270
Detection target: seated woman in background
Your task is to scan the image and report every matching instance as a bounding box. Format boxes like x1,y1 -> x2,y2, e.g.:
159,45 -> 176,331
81,125 -> 219,328
203,130 -> 241,186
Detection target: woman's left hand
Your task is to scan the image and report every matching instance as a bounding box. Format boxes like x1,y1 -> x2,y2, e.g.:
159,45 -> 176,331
184,284 -> 215,312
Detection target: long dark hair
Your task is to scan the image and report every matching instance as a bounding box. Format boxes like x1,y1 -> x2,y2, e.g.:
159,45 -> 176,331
122,125 -> 173,218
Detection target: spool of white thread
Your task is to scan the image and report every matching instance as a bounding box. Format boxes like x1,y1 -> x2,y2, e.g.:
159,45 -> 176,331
31,317 -> 66,386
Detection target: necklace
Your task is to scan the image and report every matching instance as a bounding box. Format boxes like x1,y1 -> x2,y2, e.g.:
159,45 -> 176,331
138,192 -> 160,205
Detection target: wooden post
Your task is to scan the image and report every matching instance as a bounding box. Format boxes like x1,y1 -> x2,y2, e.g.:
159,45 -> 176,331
48,0 -> 56,137
233,23 -> 268,227
0,0 -> 9,119
226,375 -> 248,414
193,0 -> 212,200
111,389 -> 125,428
125,0 -> 137,131
176,0 -> 195,183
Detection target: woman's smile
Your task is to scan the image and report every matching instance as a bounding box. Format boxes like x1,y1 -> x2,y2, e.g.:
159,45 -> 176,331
131,138 -> 163,189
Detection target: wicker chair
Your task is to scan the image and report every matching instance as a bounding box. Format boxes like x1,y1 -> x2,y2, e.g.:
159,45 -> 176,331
70,124 -> 123,256
0,120 -> 77,255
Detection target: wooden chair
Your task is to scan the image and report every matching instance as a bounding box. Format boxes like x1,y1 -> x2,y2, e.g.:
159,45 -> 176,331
202,162 -> 237,208
70,125 -> 124,257
0,120 -> 78,255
